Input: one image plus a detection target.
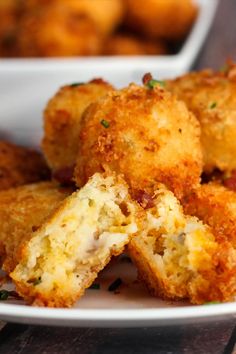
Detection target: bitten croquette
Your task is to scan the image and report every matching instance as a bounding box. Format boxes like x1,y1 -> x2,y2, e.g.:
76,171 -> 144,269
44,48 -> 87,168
10,173 -> 139,307
129,184 -> 236,304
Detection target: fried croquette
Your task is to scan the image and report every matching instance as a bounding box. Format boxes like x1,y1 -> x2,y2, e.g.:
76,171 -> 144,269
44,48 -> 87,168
17,2 -> 102,57
182,182 -> 236,249
74,82 -> 202,199
0,141 -> 50,190
42,79 -> 114,178
0,182 -> 71,274
125,0 -> 198,41
129,184 -> 236,304
103,34 -> 167,56
10,173 -> 139,307
166,63 -> 236,174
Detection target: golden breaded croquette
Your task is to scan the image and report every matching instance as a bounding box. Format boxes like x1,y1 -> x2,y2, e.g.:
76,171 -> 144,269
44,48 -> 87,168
125,0 -> 198,41
182,182 -> 236,249
17,2 -> 102,57
0,182 -> 71,274
74,81 -> 202,199
22,0 -> 124,36
103,34 -> 167,56
10,173 -> 139,307
0,141 -> 50,190
166,63 -> 236,174
129,184 -> 236,304
42,79 -> 114,179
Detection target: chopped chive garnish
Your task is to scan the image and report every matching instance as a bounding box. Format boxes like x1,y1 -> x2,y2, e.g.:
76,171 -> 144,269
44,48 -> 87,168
146,79 -> 166,89
108,278 -> 122,292
89,283 -> 100,290
209,102 -> 217,109
101,119 -> 110,128
70,82 -> 84,87
0,289 -> 21,300
204,301 -> 221,305
0,290 -> 9,300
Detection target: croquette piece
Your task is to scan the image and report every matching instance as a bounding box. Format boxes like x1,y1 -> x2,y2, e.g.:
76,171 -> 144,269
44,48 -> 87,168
10,173 -> 139,307
22,0 -> 124,36
17,2 -> 102,57
182,182 -> 236,249
129,184 -> 236,304
125,0 -> 198,41
0,182 -> 71,274
103,34 -> 167,56
166,63 -> 236,173
0,141 -> 50,190
42,79 -> 114,177
74,82 -> 202,199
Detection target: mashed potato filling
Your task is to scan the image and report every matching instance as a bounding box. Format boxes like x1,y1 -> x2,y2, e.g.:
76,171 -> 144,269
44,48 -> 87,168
11,173 -> 138,307
129,185 -> 218,302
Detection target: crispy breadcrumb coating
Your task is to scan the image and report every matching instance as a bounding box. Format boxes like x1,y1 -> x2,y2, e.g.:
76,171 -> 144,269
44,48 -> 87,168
129,184 -> 236,304
10,173 -> 139,307
0,141 -> 50,190
182,182 -> 236,249
166,63 -> 236,173
75,82 -> 202,199
0,182 -> 71,274
125,0 -> 198,41
42,79 -> 114,177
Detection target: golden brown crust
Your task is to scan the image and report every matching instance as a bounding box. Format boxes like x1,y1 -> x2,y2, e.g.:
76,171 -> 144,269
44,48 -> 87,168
182,182 -> 236,248
42,79 -> 114,173
0,141 -> 50,190
74,83 -> 203,199
125,0 -> 198,41
167,63 -> 236,173
0,182 -> 71,273
103,34 -> 167,56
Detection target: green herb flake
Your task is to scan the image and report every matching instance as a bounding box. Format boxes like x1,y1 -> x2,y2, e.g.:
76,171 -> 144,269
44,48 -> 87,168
146,79 -> 166,89
219,64 -> 229,73
209,102 -> 217,109
89,283 -> 100,290
204,301 -> 221,305
101,119 -> 110,128
108,278 -> 122,292
0,290 -> 9,300
70,82 -> 84,88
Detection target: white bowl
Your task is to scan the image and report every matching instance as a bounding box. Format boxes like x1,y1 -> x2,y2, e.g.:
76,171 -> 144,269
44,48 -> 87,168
0,0 -> 218,147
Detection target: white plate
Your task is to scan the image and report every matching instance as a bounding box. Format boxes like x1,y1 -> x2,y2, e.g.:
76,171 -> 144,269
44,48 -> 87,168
0,0 -> 233,328
0,260 -> 236,327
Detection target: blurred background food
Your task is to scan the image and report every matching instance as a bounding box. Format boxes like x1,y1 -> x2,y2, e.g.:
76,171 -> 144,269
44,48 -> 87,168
0,0 -> 198,58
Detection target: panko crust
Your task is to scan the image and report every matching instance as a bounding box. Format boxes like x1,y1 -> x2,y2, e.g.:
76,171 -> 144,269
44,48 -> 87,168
182,182 -> 236,248
0,141 -> 50,190
75,83 -> 202,199
0,0 -> 19,57
0,182 -> 71,274
42,79 -> 114,174
125,0 -> 198,41
167,63 -> 236,173
129,184 -> 236,304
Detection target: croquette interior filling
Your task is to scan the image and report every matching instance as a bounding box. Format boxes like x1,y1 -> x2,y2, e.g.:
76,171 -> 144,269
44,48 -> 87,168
143,190 -> 216,285
12,175 -> 137,295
